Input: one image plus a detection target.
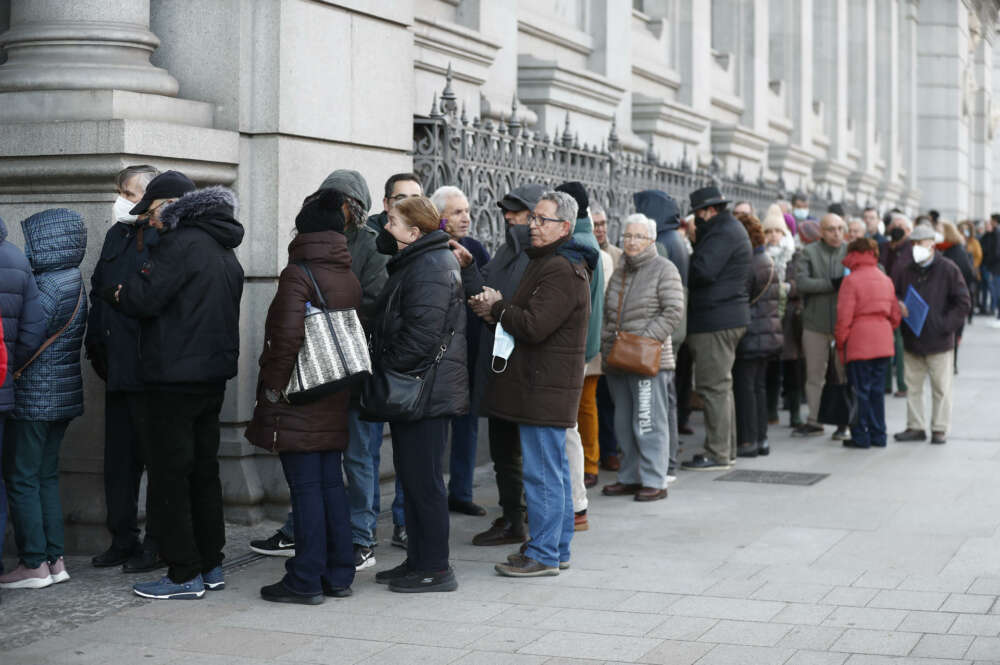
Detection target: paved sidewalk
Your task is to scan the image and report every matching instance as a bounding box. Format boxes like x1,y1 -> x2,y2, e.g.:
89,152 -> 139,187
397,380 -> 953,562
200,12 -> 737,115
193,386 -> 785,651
5,322 -> 1000,665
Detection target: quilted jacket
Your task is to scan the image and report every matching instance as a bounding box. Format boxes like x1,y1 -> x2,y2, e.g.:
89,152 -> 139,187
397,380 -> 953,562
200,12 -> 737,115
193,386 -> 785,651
14,209 -> 88,421
0,217 -> 46,413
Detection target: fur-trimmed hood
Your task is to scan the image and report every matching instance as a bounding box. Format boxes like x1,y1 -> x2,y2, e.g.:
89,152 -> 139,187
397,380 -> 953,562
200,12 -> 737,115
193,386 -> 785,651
160,186 -> 244,249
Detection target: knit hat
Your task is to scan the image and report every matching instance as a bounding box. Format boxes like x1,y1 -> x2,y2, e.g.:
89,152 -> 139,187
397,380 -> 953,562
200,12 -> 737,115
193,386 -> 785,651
295,189 -> 346,234
556,181 -> 589,218
910,224 -> 936,242
762,204 -> 788,234
318,170 -> 371,214
799,219 -> 821,244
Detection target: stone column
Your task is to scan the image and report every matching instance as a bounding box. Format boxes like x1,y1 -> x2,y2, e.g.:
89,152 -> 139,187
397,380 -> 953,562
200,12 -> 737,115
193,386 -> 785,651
847,0 -> 880,204
899,0 -> 921,211
812,0 -> 853,202
0,0 -> 177,94
970,29 -> 993,220
916,0 -> 970,220
0,0 -> 238,551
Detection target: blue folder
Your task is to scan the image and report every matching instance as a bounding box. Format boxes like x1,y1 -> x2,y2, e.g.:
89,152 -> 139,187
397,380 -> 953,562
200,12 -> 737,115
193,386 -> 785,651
902,285 -> 929,337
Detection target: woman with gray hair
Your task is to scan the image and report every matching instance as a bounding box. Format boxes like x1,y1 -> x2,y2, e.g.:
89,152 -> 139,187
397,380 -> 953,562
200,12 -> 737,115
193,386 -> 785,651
599,213 -> 684,502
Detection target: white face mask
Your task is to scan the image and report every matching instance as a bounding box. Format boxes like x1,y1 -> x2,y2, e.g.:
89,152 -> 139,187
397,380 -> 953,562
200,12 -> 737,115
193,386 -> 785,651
912,244 -> 933,264
491,319 -> 515,373
793,207 -> 809,220
113,195 -> 138,224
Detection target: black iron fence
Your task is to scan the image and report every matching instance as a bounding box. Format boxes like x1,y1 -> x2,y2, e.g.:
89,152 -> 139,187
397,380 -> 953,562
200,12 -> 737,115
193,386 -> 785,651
413,68 -> 833,252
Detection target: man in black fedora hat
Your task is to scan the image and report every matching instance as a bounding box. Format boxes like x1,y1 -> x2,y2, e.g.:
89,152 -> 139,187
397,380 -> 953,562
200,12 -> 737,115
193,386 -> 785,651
680,185 -> 752,471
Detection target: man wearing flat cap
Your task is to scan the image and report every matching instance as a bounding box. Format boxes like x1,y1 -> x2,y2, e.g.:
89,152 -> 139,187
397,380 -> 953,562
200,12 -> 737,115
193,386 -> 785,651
680,185 -> 752,471
452,183 -> 543,546
892,224 -> 970,445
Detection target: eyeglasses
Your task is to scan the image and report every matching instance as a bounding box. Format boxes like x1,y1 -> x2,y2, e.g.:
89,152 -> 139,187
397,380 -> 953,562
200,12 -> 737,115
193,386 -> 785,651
622,234 -> 651,242
527,213 -> 565,227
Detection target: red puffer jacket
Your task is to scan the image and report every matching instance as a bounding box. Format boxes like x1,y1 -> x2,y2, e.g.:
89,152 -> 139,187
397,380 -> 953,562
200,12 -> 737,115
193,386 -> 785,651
835,251 -> 901,364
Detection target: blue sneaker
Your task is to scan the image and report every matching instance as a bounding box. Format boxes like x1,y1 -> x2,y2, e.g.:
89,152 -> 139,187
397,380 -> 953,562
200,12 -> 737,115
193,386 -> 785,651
133,575 -> 205,600
203,566 -> 225,591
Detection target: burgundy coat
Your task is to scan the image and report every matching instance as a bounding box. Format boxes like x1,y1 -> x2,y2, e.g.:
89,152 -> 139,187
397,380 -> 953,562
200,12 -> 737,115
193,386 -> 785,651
245,231 -> 362,453
835,252 -> 901,364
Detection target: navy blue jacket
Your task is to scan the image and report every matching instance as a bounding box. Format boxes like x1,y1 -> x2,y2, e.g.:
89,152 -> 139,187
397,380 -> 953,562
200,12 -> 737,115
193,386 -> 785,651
15,209 -> 88,421
688,210 -> 752,334
87,221 -> 159,392
634,190 -> 690,287
0,217 -> 46,413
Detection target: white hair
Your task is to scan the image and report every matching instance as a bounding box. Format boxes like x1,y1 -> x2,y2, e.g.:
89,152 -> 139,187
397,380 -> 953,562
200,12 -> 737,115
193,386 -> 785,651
590,201 -> 606,218
890,213 -> 913,231
429,185 -> 466,215
623,213 -> 657,240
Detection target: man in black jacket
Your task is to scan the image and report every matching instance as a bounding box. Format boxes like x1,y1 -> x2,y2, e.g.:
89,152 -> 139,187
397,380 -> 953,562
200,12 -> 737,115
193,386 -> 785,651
89,164 -> 165,574
680,186 -> 752,471
103,171 -> 244,600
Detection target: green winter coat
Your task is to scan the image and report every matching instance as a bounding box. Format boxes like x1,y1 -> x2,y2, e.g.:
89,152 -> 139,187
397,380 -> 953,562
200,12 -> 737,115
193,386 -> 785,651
573,217 -> 604,362
796,240 -> 847,335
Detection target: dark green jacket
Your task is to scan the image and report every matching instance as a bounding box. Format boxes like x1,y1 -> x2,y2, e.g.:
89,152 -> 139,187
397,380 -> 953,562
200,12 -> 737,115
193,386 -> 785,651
796,240 -> 847,334
351,218 -> 389,330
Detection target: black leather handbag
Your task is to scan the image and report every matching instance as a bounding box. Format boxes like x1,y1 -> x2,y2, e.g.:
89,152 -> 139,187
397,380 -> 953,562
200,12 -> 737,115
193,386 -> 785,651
817,346 -> 857,426
360,330 -> 453,422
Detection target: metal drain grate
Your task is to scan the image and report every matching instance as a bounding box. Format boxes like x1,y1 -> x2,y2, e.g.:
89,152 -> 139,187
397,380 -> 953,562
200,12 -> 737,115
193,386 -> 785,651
715,469 -> 829,486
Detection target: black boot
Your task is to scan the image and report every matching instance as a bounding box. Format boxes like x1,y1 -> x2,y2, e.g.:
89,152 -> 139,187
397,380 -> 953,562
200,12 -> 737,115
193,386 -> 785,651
757,439 -> 770,456
737,442 -> 758,458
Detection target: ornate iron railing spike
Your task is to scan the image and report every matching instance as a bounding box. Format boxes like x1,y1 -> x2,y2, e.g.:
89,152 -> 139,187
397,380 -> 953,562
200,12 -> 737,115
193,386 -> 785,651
460,101 -> 469,126
441,63 -> 458,119
573,132 -> 580,150
429,91 -> 441,118
498,115 -> 508,134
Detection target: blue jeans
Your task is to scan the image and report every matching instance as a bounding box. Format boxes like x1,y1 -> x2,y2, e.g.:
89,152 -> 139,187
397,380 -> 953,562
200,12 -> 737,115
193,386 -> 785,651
518,425 -> 574,567
448,412 -> 478,502
280,416 -> 404,542
847,358 -> 889,447
279,450 -> 355,595
343,409 -> 384,546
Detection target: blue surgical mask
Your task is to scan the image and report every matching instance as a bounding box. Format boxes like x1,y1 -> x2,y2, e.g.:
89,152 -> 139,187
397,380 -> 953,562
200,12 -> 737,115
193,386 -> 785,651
793,208 -> 809,221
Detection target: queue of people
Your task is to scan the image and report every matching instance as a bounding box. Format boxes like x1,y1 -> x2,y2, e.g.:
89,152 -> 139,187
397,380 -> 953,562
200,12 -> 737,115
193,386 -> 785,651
0,167 -> 978,606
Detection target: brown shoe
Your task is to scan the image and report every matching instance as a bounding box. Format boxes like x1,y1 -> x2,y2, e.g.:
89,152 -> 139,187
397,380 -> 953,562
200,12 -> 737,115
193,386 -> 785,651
601,454 -> 621,471
602,482 -> 641,496
893,390 -> 908,398
931,431 -> 947,444
472,517 -> 526,546
495,554 -> 559,578
574,510 -> 589,531
583,473 -> 599,488
634,487 -> 668,502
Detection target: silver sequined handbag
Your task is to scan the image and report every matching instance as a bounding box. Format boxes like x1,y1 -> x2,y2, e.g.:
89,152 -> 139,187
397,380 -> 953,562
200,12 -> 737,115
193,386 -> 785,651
284,262 -> 371,405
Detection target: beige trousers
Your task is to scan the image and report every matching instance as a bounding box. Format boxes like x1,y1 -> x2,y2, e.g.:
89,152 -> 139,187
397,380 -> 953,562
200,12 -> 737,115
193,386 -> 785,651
903,350 -> 954,433
802,329 -> 845,426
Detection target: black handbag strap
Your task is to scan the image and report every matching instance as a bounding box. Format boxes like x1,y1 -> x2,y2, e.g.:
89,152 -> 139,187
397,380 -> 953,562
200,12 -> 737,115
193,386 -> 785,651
293,261 -> 328,310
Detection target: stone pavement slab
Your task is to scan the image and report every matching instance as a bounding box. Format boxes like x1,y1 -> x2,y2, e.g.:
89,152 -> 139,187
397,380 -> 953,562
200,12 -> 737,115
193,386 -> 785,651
4,324 -> 1000,665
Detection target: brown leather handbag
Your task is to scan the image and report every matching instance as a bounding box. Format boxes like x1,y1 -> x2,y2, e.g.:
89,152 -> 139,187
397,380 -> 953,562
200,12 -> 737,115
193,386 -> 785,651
606,270 -> 662,377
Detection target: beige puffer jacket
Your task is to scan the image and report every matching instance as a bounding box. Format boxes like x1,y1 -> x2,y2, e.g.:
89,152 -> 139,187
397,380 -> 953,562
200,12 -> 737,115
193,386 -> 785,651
601,243 -> 684,372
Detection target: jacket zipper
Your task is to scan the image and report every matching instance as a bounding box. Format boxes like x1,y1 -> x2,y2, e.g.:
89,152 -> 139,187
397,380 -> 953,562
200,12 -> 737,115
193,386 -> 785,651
272,416 -> 279,453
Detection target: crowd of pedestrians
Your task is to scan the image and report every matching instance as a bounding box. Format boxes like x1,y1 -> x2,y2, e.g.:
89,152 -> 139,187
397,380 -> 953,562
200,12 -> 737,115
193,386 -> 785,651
0,166 -> 979,605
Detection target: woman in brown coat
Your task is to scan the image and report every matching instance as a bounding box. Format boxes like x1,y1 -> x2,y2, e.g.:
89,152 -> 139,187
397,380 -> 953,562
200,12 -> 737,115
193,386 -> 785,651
246,189 -> 362,605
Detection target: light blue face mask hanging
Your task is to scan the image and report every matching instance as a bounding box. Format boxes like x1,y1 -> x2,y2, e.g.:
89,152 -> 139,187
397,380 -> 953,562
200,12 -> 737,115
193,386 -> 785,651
491,318 -> 515,373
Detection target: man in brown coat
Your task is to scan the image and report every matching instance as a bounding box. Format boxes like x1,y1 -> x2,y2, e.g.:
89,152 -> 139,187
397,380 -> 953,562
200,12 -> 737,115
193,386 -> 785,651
473,190 -> 597,577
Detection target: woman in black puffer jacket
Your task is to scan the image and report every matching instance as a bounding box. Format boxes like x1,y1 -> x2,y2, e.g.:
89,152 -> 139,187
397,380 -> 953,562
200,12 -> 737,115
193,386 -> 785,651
734,213 -> 783,457
365,196 -> 467,593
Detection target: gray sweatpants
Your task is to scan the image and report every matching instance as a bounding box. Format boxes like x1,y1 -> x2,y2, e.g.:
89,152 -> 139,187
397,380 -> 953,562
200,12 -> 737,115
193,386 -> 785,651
607,371 -> 674,490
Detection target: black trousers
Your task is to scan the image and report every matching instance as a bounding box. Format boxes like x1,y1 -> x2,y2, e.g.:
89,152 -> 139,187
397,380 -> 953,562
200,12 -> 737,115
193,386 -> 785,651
103,391 -> 157,553
675,342 -> 694,427
488,416 -> 524,525
733,357 -> 769,445
391,416 -> 450,572
144,390 -> 226,583
596,376 -> 618,460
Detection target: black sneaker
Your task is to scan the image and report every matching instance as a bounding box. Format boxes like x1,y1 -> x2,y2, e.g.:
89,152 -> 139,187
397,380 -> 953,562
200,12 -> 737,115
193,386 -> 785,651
448,497 -> 487,516
353,545 -> 375,571
831,427 -> 850,441
375,560 -> 412,585
791,424 -> 824,437
388,568 -> 458,593
123,549 -> 166,574
250,531 -> 295,557
260,581 -> 323,605
391,525 -> 408,549
322,580 -> 353,598
681,454 -> 732,471
92,546 -> 135,568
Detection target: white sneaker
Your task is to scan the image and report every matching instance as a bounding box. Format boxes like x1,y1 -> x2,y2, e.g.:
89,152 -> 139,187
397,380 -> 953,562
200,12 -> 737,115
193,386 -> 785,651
0,561 -> 54,589
666,475 -> 678,485
49,557 -> 71,584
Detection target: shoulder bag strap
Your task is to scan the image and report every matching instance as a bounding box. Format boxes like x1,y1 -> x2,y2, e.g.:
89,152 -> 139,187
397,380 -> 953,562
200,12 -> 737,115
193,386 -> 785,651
750,263 -> 775,306
614,268 -> 627,331
293,261 -> 329,310
14,282 -> 85,380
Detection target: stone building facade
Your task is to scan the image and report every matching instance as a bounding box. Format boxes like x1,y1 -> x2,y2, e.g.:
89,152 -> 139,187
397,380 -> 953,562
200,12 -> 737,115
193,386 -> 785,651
0,0 -> 997,549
